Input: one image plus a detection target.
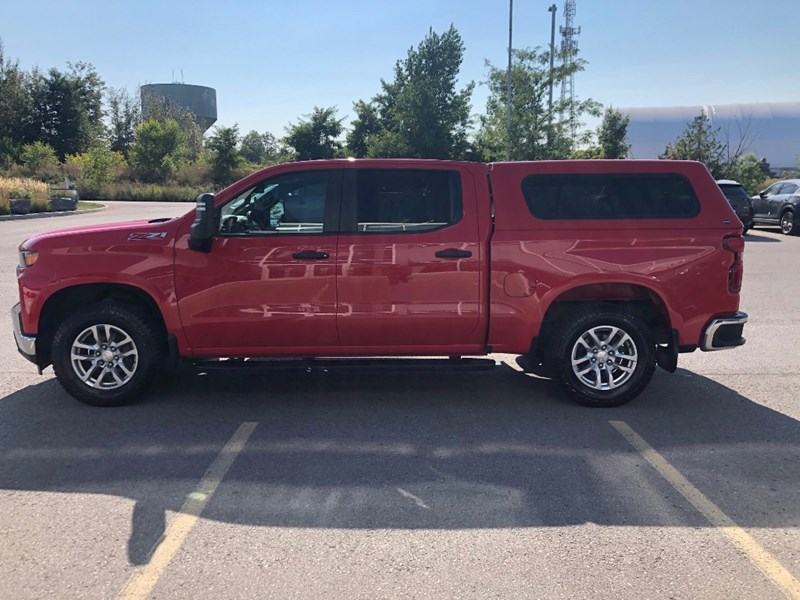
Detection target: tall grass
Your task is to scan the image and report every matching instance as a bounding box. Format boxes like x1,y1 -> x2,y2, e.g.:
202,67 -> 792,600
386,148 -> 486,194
0,177 -> 50,215
78,182 -> 200,202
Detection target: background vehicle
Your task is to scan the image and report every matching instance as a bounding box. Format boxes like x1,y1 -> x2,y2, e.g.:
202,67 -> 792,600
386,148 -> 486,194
716,179 -> 753,232
13,160 -> 748,409
751,178 -> 800,235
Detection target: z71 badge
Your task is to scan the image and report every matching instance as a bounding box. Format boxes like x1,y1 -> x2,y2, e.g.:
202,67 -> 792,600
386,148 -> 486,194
128,232 -> 168,240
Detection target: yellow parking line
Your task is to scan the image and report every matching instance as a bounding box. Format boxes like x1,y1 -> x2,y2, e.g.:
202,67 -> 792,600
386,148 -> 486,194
610,420 -> 800,600
117,421 -> 258,600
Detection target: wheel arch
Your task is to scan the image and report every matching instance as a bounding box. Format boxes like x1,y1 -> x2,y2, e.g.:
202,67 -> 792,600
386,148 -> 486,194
529,281 -> 674,362
36,283 -> 167,369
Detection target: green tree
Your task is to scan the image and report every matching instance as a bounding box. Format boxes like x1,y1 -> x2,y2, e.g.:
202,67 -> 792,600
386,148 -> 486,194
140,87 -> 203,160
20,141 -> 59,179
351,26 -> 474,159
597,107 -> 630,158
106,87 -> 139,157
476,48 -> 600,161
0,41 -> 34,163
721,153 -> 766,194
345,100 -> 382,158
206,124 -> 241,185
240,130 -> 283,164
128,118 -> 187,183
661,114 -> 727,177
240,130 -> 265,163
29,62 -> 105,159
570,146 -> 603,159
82,147 -> 126,186
284,106 -> 344,160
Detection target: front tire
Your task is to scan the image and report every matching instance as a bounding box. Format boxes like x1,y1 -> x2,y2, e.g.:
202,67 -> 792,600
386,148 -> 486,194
51,301 -> 163,406
550,306 -> 656,407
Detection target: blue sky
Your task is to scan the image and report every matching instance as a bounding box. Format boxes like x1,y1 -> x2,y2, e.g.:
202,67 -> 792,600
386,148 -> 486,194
2,0 -> 798,138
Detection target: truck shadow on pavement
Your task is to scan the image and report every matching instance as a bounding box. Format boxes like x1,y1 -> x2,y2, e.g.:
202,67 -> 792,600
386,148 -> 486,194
0,365 -> 798,565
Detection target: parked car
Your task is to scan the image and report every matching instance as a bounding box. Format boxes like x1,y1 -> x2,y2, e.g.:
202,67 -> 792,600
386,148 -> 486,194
13,159 -> 748,408
716,179 -> 753,232
751,178 -> 800,235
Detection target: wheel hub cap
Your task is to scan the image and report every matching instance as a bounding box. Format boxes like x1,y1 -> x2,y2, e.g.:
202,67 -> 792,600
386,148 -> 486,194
70,324 -> 139,390
570,325 -> 638,391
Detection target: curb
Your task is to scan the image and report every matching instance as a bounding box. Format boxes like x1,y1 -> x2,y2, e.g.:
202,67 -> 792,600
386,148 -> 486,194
0,205 -> 107,222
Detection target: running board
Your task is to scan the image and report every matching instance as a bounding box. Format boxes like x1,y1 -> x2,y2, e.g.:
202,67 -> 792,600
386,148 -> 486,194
191,356 -> 498,373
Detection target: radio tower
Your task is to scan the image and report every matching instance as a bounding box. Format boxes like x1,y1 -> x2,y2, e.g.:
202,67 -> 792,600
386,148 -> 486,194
559,0 -> 580,142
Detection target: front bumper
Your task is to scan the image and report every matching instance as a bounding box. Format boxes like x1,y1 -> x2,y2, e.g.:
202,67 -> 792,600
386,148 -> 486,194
701,311 -> 748,351
11,303 -> 37,364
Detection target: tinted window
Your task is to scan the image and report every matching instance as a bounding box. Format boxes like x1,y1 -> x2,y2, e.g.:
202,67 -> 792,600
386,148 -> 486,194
782,183 -> 798,195
355,169 -> 462,232
719,184 -> 750,201
764,182 -> 783,195
219,171 -> 329,235
522,173 -> 700,220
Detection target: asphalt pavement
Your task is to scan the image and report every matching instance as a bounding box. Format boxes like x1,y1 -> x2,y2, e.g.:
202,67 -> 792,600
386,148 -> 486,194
1,202 -> 798,599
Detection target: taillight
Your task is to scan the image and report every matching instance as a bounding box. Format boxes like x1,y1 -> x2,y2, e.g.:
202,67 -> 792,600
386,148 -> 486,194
723,234 -> 744,293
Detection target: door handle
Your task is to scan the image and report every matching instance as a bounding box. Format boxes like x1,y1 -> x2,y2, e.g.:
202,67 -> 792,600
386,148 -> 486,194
435,249 -> 472,259
293,251 -> 329,260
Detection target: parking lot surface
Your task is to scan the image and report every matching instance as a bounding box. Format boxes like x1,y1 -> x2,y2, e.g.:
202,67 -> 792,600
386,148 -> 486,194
1,202 -> 799,599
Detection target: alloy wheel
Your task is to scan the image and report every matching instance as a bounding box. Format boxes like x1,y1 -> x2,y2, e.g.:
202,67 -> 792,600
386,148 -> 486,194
70,324 -> 139,389
570,325 -> 638,391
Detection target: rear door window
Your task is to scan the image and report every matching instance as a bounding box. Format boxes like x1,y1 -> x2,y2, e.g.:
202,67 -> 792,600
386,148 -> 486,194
521,173 -> 700,220
781,183 -> 798,195
353,169 -> 462,233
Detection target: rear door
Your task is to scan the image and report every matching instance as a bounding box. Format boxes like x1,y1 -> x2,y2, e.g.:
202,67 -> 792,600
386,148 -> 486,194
776,182 -> 799,215
335,165 -> 485,352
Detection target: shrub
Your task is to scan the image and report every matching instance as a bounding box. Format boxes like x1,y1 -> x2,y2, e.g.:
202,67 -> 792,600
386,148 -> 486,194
75,181 -> 199,202
0,177 -> 49,215
129,119 -> 188,183
173,160 -> 211,187
66,147 -> 127,194
20,142 -> 60,181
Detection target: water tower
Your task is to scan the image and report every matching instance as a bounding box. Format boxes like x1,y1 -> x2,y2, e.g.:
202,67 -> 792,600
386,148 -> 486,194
140,83 -> 218,133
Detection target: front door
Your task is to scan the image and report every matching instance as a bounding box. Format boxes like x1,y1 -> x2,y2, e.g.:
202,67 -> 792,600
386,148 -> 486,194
335,166 -> 484,352
174,169 -> 342,356
752,182 -> 779,220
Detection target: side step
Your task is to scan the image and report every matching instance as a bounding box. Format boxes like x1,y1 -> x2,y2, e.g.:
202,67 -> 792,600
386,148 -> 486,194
192,356 -> 498,373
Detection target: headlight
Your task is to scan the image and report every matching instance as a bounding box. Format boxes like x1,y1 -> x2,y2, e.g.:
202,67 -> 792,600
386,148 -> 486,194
18,250 -> 39,269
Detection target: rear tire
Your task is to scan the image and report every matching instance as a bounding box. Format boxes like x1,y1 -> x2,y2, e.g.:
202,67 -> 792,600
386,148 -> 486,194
550,306 -> 656,407
780,210 -> 798,235
51,301 -> 163,406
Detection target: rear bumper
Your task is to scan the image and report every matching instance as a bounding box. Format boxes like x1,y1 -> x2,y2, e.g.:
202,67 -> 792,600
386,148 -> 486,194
700,311 -> 748,351
11,303 -> 37,364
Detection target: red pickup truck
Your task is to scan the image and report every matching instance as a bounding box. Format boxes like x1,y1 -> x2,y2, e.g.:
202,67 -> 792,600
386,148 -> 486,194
12,159 -> 747,408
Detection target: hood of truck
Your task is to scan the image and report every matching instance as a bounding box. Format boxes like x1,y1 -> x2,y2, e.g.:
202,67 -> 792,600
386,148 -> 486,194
20,218 -> 183,251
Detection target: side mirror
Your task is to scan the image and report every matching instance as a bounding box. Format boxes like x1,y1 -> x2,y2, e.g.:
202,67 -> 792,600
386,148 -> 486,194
759,191 -> 767,198
188,193 -> 216,252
